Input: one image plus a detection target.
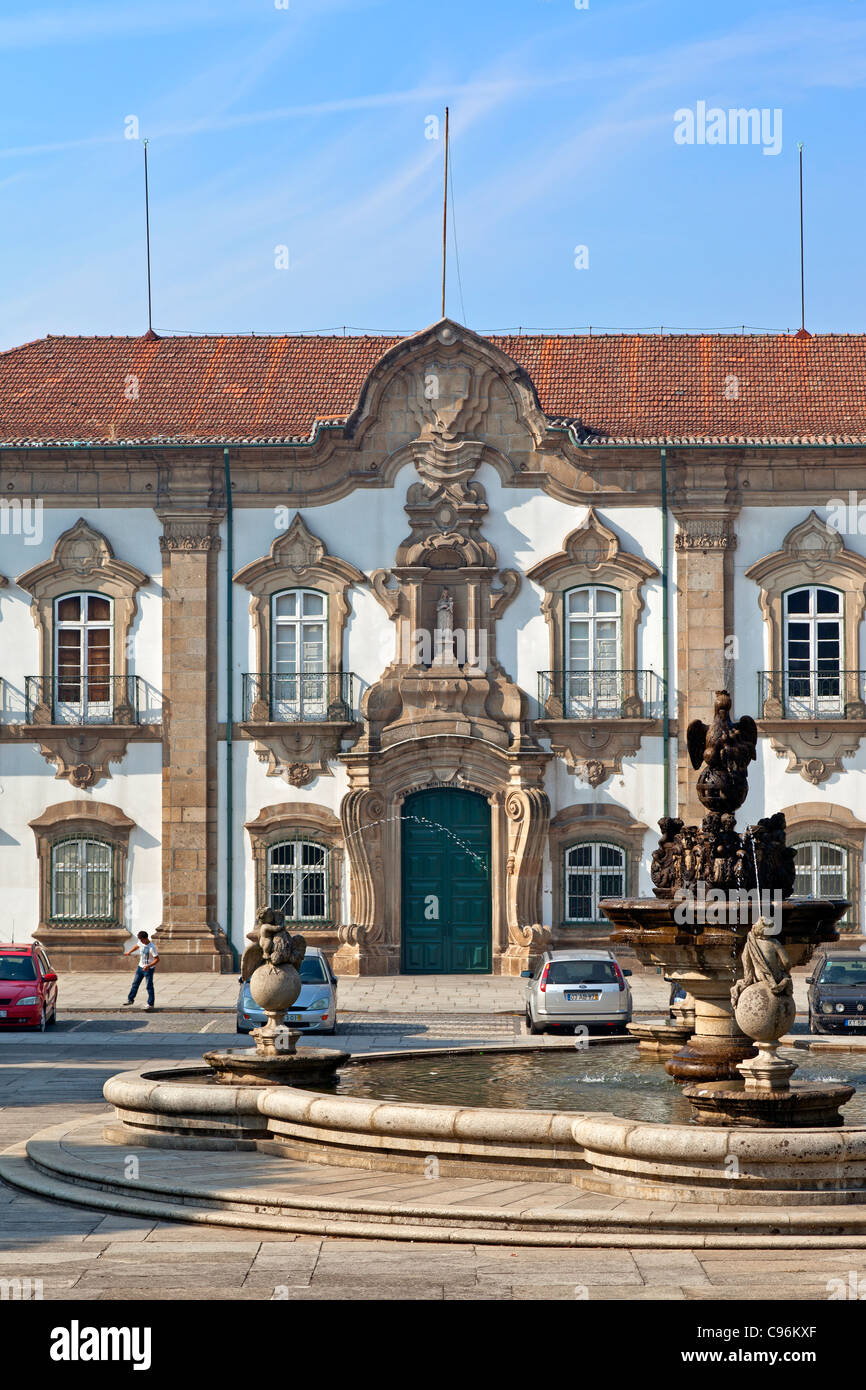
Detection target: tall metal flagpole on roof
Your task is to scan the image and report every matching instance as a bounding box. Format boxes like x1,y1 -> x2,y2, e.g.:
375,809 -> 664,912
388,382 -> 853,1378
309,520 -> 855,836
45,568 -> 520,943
143,139 -> 153,334
798,143 -> 806,333
441,107 -> 449,319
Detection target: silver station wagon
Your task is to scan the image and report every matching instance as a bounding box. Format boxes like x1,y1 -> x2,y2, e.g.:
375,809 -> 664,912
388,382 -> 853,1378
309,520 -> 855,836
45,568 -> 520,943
522,949 -> 633,1033
236,945 -> 338,1035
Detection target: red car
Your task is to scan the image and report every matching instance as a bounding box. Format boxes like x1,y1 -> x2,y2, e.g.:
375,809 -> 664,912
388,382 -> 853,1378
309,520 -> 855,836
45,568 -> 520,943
0,944 -> 58,1031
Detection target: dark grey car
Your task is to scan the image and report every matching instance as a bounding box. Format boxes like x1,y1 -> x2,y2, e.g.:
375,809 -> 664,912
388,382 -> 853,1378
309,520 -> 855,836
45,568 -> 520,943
807,951 -> 866,1034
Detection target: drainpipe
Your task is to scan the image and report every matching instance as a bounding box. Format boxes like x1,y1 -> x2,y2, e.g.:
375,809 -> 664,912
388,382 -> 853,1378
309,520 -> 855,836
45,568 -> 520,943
224,446 -> 236,968
660,447 -> 670,820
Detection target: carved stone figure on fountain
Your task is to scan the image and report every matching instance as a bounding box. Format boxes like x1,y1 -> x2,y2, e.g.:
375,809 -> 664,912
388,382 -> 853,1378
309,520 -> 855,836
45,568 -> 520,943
203,905 -> 349,1086
686,689 -> 758,815
707,812 -> 741,889
736,812 -> 797,898
239,906 -> 307,1056
731,917 -> 796,1041
650,816 -> 683,898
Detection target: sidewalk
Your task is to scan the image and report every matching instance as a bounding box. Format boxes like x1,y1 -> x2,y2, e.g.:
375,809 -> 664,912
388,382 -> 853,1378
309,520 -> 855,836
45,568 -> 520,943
57,971 -> 672,1014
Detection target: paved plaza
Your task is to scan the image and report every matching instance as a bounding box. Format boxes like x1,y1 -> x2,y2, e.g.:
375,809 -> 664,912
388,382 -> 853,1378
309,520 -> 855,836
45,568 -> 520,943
0,967 -> 849,1303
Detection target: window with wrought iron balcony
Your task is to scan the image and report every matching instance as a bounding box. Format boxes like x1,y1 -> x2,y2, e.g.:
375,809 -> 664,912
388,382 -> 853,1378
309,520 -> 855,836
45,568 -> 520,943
758,587 -> 866,721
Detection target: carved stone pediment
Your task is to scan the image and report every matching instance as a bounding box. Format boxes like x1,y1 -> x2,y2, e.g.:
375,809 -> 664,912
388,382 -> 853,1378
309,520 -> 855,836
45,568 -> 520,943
535,717 -> 656,786
344,319 -> 548,463
759,718 -> 866,784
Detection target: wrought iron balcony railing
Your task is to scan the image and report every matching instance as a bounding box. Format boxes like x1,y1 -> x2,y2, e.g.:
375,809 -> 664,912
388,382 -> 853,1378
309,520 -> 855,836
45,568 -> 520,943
24,675 -> 145,726
537,669 -> 665,720
243,671 -> 355,723
758,670 -> 866,720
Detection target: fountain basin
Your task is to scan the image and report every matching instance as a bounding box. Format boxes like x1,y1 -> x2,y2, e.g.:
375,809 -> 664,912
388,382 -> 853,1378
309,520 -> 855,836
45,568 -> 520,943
202,1046 -> 349,1087
683,1079 -> 855,1127
102,1039 -> 866,1201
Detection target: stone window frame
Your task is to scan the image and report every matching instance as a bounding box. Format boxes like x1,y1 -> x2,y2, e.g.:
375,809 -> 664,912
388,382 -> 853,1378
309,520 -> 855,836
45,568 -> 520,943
745,511 -> 866,712
527,508 -> 659,714
562,839 -> 627,925
29,801 -> 135,931
783,802 -> 865,934
245,803 -> 344,929
234,513 -> 365,703
548,803 -> 647,928
16,518 -> 149,720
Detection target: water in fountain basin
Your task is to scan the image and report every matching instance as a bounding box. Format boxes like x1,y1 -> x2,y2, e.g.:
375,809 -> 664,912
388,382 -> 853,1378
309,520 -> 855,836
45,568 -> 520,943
309,1046 -> 866,1124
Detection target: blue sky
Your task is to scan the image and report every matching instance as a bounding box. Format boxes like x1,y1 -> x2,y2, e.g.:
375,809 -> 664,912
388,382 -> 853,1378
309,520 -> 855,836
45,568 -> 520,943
2,0 -> 865,349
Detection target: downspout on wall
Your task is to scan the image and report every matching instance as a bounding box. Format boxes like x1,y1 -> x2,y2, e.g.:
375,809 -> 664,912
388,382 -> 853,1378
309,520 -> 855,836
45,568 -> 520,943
223,446 -> 237,968
660,446 -> 670,820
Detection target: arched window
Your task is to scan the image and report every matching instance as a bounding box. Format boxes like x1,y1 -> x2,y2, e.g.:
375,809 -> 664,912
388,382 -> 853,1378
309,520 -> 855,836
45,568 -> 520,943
50,838 -> 114,920
268,840 -> 329,921
564,842 -> 625,924
54,592 -> 113,719
271,589 -> 327,718
564,585 -> 621,715
793,839 -> 848,909
783,585 -> 843,717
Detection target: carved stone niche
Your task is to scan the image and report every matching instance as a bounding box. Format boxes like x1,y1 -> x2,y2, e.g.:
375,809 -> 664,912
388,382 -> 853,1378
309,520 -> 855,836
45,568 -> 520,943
527,508 -> 660,787
745,511 -> 866,784
234,513 -> 365,784
362,462 -> 535,755
14,519 -> 151,787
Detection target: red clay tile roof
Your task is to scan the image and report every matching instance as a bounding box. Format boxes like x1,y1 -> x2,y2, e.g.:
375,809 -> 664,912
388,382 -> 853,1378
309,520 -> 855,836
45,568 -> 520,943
1,329 -> 866,447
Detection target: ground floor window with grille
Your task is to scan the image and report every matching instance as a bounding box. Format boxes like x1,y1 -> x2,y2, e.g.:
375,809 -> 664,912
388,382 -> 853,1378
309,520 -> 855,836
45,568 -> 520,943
793,841 -> 849,923
51,838 -> 114,920
564,842 -> 626,923
268,840 -> 329,921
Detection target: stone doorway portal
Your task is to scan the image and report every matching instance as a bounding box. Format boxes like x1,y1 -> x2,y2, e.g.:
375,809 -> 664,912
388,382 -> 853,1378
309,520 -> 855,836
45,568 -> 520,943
401,788 -> 491,973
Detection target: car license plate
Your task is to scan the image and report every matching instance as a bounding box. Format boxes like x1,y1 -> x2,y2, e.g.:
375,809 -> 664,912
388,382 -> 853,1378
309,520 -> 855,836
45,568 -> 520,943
566,992 -> 600,1002
845,1019 -> 866,1026
285,1013 -> 304,1022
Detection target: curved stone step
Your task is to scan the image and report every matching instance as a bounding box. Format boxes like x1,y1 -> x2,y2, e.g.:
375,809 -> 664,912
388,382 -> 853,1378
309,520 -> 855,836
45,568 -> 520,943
7,1119 -> 866,1248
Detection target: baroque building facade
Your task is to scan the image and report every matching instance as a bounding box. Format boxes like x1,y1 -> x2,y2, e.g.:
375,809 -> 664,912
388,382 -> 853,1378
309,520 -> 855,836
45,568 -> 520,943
0,320 -> 865,973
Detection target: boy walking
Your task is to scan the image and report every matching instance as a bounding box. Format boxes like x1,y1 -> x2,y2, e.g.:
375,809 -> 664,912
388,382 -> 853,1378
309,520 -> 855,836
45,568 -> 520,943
123,931 -> 159,1010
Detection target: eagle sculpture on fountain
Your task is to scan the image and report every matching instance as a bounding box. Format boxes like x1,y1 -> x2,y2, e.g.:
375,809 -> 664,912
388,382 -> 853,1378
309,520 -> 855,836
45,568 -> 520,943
686,689 -> 758,815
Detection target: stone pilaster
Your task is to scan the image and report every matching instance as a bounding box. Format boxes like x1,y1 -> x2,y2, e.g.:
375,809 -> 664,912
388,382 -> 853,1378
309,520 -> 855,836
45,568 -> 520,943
156,510 -> 232,971
674,515 -> 738,824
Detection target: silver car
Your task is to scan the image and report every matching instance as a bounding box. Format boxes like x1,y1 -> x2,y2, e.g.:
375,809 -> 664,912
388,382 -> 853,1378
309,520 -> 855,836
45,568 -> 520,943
236,946 -> 338,1035
522,949 -> 633,1033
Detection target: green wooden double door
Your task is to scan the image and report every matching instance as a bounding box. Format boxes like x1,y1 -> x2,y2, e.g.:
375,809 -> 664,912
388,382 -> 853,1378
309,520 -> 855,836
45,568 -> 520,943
401,789 -> 492,974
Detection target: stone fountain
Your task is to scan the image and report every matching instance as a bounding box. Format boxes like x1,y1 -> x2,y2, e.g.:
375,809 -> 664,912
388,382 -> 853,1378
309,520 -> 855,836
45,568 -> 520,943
203,907 -> 348,1086
600,690 -> 848,1113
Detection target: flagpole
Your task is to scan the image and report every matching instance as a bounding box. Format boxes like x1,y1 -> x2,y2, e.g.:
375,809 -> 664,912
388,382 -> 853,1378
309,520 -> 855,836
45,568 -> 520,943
441,107 -> 449,319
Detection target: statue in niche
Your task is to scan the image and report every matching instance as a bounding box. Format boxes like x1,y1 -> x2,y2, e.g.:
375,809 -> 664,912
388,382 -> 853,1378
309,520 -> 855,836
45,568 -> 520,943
433,587 -> 456,666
